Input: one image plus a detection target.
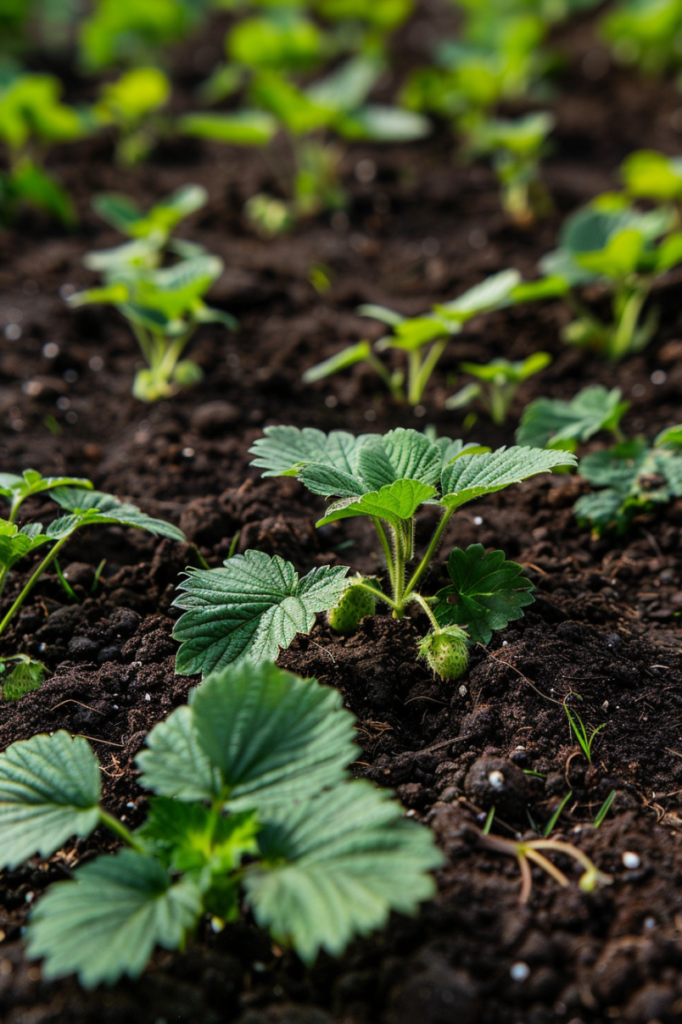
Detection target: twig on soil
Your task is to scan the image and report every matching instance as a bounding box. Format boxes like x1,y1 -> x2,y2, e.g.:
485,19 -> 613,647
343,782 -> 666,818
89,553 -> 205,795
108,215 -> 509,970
49,699 -> 104,714
488,651 -> 564,706
73,734 -> 123,747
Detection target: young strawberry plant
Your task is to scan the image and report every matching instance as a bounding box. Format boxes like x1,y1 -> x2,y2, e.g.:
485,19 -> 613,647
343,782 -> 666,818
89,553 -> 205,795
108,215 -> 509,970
0,471 -> 184,647
181,55 -> 429,232
466,111 -> 554,227
0,73 -> 86,225
172,428 -> 575,680
600,0 -> 682,77
78,0 -> 211,72
0,661 -> 441,986
445,351 -> 552,425
303,269 -> 522,405
516,385 -> 629,452
67,186 -> 237,402
538,192 -> 682,360
93,66 -> 171,165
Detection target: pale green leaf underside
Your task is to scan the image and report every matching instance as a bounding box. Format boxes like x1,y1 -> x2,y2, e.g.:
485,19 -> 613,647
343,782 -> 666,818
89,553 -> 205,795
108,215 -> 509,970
172,551 -> 350,675
246,781 -> 442,963
317,479 -> 436,528
440,447 -> 576,509
0,732 -> 101,868
49,487 -> 185,541
27,850 -> 202,987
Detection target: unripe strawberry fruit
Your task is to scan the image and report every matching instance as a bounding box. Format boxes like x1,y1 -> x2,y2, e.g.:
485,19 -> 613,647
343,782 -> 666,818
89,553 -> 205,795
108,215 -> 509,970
418,625 -> 469,681
328,582 -> 376,634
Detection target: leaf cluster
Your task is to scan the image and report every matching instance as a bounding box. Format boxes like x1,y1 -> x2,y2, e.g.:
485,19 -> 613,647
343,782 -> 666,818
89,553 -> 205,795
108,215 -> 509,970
600,0 -> 682,77
446,351 -> 552,425
0,662 -> 441,986
94,67 -> 172,165
68,186 -> 237,402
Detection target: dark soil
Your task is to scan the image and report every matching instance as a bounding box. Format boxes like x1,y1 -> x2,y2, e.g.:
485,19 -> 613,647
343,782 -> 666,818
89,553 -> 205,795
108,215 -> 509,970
1,3 -> 682,1022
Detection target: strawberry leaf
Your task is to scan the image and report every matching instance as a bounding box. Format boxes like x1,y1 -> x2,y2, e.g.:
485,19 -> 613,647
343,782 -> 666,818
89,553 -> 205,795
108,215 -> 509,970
440,447 -> 576,509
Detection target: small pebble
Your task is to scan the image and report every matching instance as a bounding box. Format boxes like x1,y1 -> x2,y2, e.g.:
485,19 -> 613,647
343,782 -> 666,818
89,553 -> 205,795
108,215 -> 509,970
89,355 -> 104,371
42,342 -> 60,358
651,370 -> 667,385
459,684 -> 467,696
488,770 -> 504,789
510,962 -> 530,982
473,516 -> 483,526
325,395 -> 338,408
644,917 -> 656,930
622,851 -> 641,869
144,693 -> 151,702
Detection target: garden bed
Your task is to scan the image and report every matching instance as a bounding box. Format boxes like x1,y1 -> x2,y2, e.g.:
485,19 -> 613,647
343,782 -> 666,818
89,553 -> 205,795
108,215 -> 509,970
1,6 -> 682,1023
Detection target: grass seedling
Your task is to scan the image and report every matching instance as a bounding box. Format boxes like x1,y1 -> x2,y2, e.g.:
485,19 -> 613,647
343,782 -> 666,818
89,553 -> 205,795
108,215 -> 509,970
466,111 -> 554,227
94,67 -> 171,165
482,805 -> 496,835
593,790 -> 617,828
171,428 -> 575,678
68,186 -> 237,402
304,269 -> 522,406
479,831 -> 611,904
0,73 -> 86,225
564,701 -> 605,764
0,662 -> 442,986
446,352 -> 551,425
539,191 -> 682,360
543,790 -> 572,837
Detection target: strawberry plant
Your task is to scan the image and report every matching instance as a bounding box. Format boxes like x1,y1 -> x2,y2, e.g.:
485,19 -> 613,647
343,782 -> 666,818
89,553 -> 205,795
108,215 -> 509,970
600,0 -> 682,77
0,662 -> 441,986
0,471 -> 184,648
181,54 -> 430,232
516,385 -> 629,452
445,351 -> 552,425
0,73 -> 87,225
172,429 -> 575,680
94,66 -> 171,165
538,192 -> 682,360
304,269 -> 522,406
78,0 -> 211,72
67,186 -> 237,402
465,111 -> 554,226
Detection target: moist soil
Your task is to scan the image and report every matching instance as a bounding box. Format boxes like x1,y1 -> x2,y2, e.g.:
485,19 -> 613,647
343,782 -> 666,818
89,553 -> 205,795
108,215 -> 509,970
1,6 -> 682,1023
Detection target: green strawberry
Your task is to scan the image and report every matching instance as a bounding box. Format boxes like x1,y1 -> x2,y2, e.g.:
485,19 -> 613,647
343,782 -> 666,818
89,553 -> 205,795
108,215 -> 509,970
328,580 -> 376,634
418,625 -> 469,681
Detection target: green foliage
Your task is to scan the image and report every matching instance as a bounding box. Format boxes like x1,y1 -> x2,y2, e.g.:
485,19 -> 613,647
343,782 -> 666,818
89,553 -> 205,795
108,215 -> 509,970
0,472 -> 184,642
172,551 -> 350,676
95,67 -> 171,165
564,702 -> 605,763
433,544 -> 535,644
622,149 -> 682,203
539,189 -> 682,360
182,53 -> 429,229
245,427 -> 574,665
78,0 -> 211,72
446,352 -> 551,425
600,0 -> 682,77
303,269 -> 522,405
466,111 -> 554,225
516,385 -> 629,451
0,662 -> 444,984
69,187 -> 236,402
0,73 -> 86,225
0,655 -> 48,700
575,434 -> 682,534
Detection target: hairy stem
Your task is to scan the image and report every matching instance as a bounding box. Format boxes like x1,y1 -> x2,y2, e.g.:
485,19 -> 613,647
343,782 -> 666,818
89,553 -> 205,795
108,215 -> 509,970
403,505 -> 455,601
372,517 -> 396,593
609,283 -> 648,361
411,592 -> 440,631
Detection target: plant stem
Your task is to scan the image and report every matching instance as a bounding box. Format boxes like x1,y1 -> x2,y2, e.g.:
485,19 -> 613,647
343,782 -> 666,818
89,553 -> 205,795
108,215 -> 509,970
403,506 -> 455,601
99,810 -> 145,853
0,532 -> 73,639
355,580 -> 398,611
407,349 -> 423,406
411,592 -> 440,630
391,523 -> 406,613
367,352 -> 402,399
411,337 -> 448,405
609,284 -> 647,361
372,517 -> 395,592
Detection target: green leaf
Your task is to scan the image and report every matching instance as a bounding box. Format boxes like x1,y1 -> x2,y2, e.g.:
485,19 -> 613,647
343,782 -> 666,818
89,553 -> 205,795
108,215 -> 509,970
135,706 -> 221,803
516,386 -> 629,450
67,283 -> 130,308
306,56 -> 382,112
437,268 -> 521,320
179,110 -> 278,146
302,341 -> 372,383
0,520 -> 51,572
192,662 -> 357,810
337,104 -> 431,142
0,470 -> 92,514
244,780 -> 442,964
49,487 -> 185,541
317,479 -> 436,528
433,544 -> 535,644
27,850 -> 203,987
575,228 -> 645,278
172,551 -> 350,675
249,426 -> 375,478
440,447 -> 577,509
655,424 -> 682,450
0,655 -> 48,700
356,303 -> 405,327
0,732 -> 101,869
138,798 -> 260,876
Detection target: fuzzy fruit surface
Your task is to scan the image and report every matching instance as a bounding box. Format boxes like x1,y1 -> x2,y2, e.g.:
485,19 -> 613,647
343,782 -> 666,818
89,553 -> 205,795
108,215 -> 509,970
328,584 -> 376,634
419,627 -> 469,681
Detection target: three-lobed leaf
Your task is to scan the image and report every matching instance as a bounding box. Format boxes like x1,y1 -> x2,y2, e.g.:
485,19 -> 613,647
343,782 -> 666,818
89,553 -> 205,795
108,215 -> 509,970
440,446 -> 577,509
433,544 -> 535,644
516,386 -> 629,451
49,487 -> 185,541
317,479 -> 436,528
